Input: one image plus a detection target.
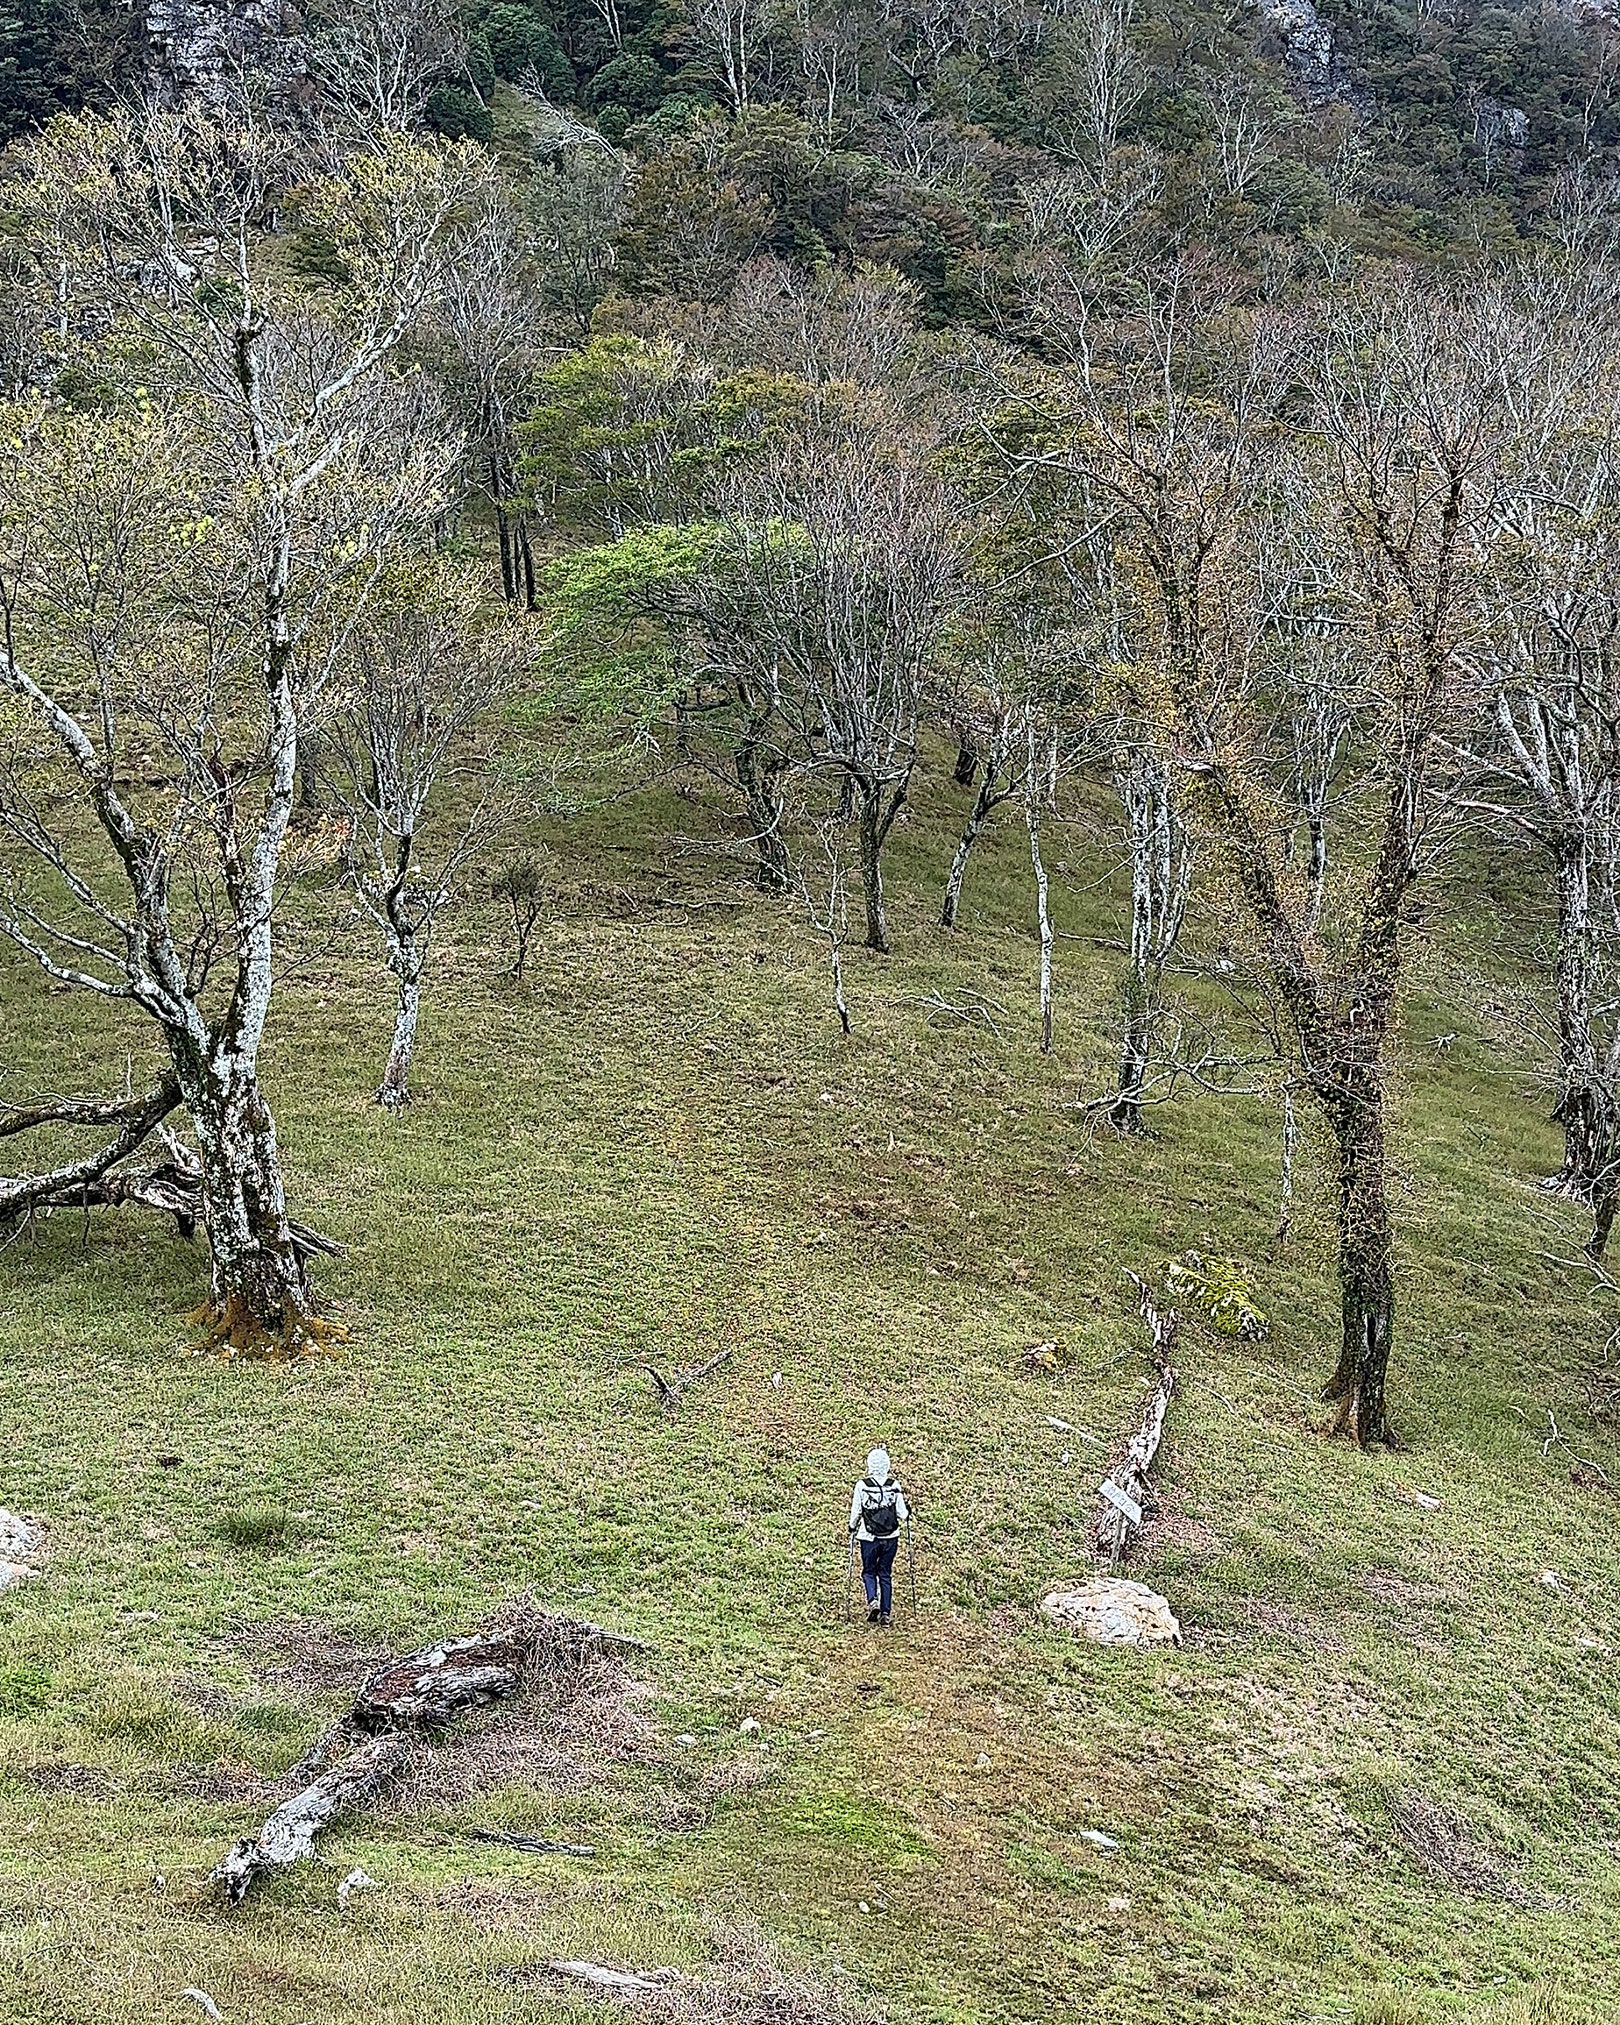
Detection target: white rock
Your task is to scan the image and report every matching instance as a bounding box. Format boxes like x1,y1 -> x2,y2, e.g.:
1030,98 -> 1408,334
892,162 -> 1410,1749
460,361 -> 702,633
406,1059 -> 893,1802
337,1868 -> 378,1909
675,1733 -> 697,1747
739,1716 -> 761,1735
1078,1829 -> 1119,1851
1040,1579 -> 1181,1647
0,1511 -> 44,1565
0,1561 -> 35,1594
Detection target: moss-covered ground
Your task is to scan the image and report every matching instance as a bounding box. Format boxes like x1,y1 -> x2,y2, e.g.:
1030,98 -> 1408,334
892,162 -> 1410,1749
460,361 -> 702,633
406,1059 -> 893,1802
3,757 -> 1619,2024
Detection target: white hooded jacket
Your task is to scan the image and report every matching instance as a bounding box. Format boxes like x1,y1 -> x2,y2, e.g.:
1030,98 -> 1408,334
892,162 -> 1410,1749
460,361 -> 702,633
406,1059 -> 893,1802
849,1449 -> 909,1543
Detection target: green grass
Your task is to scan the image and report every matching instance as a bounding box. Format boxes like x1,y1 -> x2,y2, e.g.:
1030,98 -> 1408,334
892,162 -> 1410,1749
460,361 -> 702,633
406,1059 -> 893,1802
3,756 -> 1620,2022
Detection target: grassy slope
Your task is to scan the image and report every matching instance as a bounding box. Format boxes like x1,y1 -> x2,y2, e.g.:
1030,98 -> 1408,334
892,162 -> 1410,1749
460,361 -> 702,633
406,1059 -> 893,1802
3,757 -> 1620,2025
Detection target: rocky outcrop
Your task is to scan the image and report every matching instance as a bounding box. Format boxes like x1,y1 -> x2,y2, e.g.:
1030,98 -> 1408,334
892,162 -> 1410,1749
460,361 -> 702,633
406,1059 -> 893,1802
1256,0 -> 1364,109
1041,1577 -> 1182,1646
143,0 -> 307,102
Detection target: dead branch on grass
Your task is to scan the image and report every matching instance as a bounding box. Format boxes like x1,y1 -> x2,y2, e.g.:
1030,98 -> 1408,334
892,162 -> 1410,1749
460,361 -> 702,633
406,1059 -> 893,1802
467,1826 -> 595,1856
642,1343 -> 735,1412
1091,1271 -> 1179,1561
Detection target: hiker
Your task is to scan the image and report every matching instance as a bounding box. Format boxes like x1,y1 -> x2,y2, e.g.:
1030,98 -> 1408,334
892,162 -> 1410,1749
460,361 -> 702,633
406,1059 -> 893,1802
849,1447 -> 908,1625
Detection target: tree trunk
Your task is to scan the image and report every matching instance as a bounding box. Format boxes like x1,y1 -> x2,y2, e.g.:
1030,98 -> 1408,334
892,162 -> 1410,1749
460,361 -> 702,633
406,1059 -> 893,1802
734,731 -> 789,895
1110,989 -> 1149,1134
1027,788 -> 1053,1054
495,501 -> 516,606
1302,809 -> 1327,934
1550,843 -> 1604,1196
172,1049 -> 316,1353
296,729 -> 322,815
952,724 -> 979,788
856,788 -> 889,953
940,818 -> 981,929
1322,1078 -> 1395,1447
517,516 -> 538,612
378,933 -> 423,1112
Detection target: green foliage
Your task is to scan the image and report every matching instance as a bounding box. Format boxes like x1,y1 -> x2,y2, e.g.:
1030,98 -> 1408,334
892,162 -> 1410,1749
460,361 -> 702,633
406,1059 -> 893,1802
0,0 -> 144,144
534,517 -> 723,713
518,334 -> 804,533
1166,1247 -> 1270,1340
425,83 -> 495,144
476,0 -> 576,95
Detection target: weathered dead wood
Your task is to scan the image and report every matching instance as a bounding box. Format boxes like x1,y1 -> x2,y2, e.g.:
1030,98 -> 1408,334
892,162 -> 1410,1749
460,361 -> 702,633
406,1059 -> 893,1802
0,1080 -> 179,1139
215,1732 -> 412,1904
546,1962 -> 682,1996
1092,1272 -> 1179,1562
641,1343 -> 734,1411
0,1077 -> 181,1220
213,1605 -> 642,1903
0,1098 -> 344,1263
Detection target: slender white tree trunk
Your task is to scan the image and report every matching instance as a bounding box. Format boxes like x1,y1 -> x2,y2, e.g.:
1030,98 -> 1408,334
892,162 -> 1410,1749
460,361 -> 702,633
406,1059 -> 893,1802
378,929 -> 424,1111
1026,739 -> 1053,1055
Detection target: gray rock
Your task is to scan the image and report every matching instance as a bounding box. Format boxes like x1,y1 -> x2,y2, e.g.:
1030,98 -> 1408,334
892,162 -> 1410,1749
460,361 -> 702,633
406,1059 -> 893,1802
0,1510 -> 44,1565
1256,0 -> 1364,109
1041,1578 -> 1181,1647
143,0 -> 307,101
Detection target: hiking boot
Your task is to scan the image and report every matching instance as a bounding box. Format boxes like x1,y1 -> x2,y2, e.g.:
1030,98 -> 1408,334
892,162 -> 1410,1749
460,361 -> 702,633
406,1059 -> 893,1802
879,1610 -> 892,1626
866,1605 -> 881,1624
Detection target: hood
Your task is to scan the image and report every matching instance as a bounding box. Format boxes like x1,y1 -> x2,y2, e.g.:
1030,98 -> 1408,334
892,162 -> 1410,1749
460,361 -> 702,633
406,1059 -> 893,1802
866,1447 -> 891,1485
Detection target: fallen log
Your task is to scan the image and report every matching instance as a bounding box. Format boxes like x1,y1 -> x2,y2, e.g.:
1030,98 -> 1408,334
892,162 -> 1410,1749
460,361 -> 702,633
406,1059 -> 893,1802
213,1603 -> 641,1903
1092,1271 -> 1179,1562
0,1077 -> 180,1222
546,1962 -> 681,1996
216,1732 -> 412,1904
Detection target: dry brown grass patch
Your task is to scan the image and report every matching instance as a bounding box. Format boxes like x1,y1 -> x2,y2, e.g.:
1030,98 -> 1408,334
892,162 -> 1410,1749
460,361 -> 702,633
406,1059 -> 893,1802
1391,1791 -> 1551,1908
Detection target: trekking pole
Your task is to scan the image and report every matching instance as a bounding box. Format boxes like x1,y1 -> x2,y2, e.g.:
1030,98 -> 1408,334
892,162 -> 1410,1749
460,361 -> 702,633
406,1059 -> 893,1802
843,1530 -> 854,1622
906,1514 -> 918,1614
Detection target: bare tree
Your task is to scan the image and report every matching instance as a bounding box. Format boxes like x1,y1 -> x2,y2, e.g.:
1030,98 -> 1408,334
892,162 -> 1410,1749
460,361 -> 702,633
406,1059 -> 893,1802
686,0 -> 769,111
1110,735 -> 1193,1131
1454,361 -> 1620,1222
708,416 -> 972,950
1042,0 -> 1146,175
307,0 -> 471,132
792,811 -> 854,1033
324,567 -> 522,1111
0,106 -> 474,1350
427,182 -> 548,608
1011,267 -> 1541,1445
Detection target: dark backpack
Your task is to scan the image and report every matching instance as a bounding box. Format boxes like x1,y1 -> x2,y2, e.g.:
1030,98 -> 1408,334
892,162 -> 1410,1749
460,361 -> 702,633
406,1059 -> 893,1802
862,1481 -> 900,1538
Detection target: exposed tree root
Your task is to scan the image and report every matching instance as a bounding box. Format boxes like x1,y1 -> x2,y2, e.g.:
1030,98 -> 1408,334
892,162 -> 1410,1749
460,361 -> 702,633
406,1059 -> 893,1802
187,1296 -> 350,1362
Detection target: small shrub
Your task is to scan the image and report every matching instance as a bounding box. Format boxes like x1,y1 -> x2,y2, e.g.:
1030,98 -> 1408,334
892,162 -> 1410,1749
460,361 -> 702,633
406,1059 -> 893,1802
1166,1249 -> 1269,1340
213,1504 -> 297,1553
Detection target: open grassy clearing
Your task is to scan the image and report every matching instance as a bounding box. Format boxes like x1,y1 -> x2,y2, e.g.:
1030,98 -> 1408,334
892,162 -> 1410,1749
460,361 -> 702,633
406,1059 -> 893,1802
3,758 -> 1620,2024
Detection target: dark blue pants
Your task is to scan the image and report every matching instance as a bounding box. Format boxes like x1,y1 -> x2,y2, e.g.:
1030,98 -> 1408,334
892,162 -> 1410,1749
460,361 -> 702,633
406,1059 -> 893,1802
860,1535 -> 899,1612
